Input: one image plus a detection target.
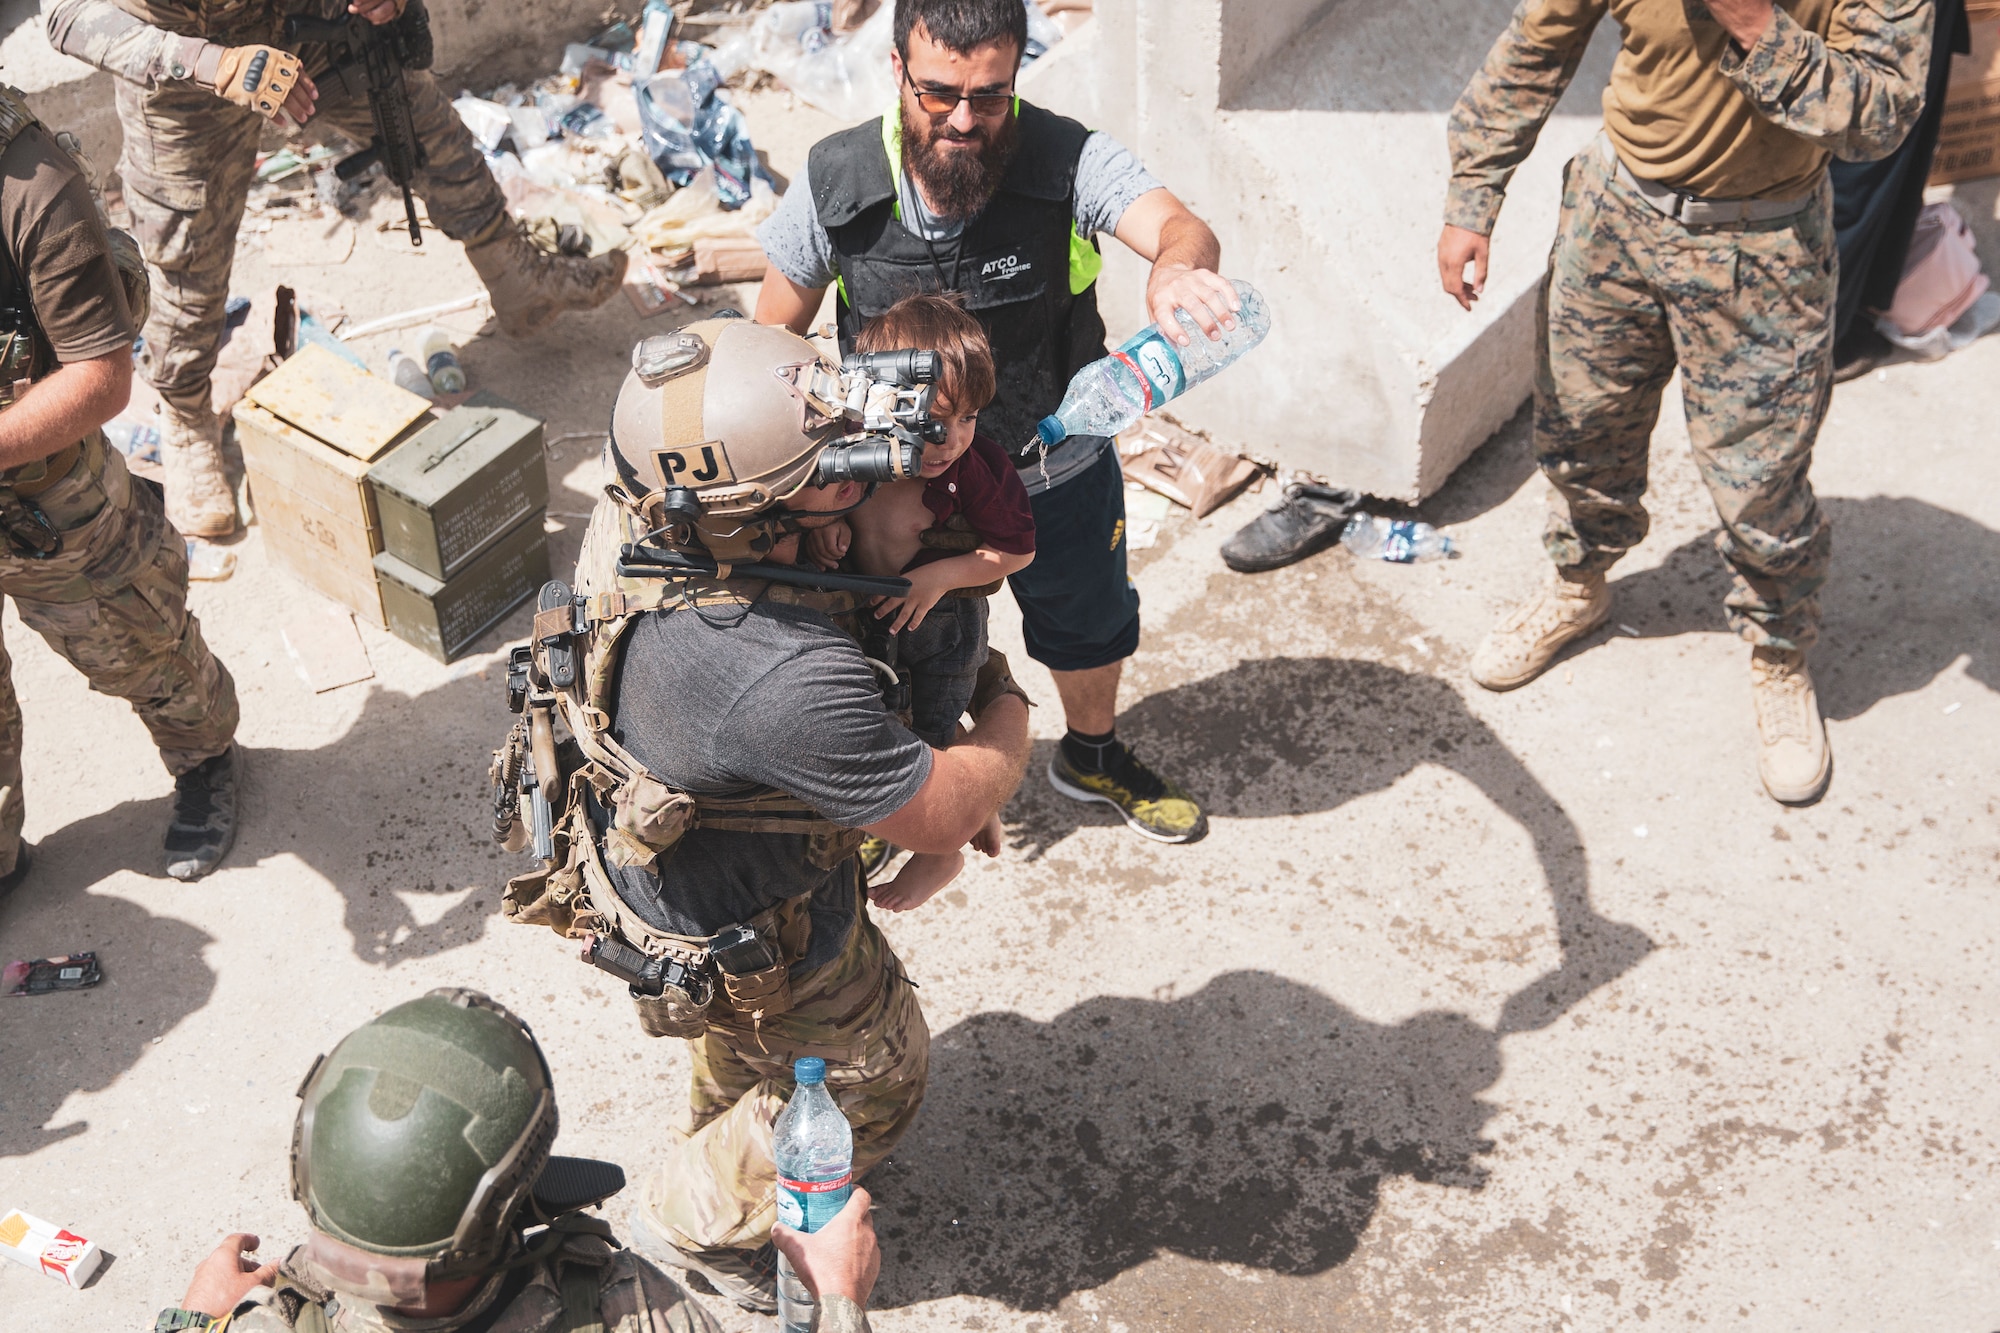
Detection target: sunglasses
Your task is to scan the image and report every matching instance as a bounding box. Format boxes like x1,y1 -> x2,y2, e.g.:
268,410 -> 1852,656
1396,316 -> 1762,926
902,68 -> 1015,117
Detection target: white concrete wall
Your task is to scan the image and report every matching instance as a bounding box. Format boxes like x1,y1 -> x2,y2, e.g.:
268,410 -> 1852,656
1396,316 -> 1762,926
1022,0 -> 1621,500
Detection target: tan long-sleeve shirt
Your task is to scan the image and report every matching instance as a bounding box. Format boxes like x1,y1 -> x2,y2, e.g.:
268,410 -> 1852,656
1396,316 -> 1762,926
1445,0 -> 1935,234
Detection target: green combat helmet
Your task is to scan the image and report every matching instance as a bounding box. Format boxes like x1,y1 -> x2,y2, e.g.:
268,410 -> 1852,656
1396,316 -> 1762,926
288,989 -> 559,1306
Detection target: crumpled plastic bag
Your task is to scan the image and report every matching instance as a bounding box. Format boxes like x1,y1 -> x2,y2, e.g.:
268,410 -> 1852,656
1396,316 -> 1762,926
636,43 -> 765,209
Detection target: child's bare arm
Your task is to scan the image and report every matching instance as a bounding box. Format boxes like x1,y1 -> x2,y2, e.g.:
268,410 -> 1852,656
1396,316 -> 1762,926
873,545 -> 1035,632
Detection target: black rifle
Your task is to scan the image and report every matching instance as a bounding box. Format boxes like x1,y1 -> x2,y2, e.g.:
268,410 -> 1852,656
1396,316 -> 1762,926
285,1 -> 434,245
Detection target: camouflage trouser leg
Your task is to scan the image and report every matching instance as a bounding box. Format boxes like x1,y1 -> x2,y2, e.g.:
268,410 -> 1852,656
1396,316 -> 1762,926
115,80 -> 263,422
641,877 -> 930,1252
306,66 -> 509,242
0,435 -> 240,871
1537,140 -> 1835,650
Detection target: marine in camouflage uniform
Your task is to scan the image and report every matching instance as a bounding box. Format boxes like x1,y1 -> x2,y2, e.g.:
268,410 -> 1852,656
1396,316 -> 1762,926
1443,0 -> 1933,804
0,84 -> 239,892
45,0 -> 626,538
150,989 -> 879,1333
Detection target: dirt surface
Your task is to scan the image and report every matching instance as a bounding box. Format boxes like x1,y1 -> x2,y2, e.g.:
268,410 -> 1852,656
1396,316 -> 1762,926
5,77 -> 2000,1333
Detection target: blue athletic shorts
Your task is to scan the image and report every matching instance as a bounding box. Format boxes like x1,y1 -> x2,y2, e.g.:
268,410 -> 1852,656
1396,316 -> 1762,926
1007,443 -> 1140,672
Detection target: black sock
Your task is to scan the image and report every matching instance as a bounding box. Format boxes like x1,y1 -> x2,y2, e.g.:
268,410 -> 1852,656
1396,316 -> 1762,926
1061,728 -> 1122,775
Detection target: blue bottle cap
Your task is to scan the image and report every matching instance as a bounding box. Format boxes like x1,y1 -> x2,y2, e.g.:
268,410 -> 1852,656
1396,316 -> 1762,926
1035,415 -> 1066,447
794,1057 -> 827,1085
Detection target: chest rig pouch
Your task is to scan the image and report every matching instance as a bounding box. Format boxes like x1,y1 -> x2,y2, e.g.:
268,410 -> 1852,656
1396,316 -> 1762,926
492,494 -> 876,1040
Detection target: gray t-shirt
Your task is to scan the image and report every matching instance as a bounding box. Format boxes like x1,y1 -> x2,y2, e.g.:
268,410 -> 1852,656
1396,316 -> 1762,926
757,129 -> 1162,292
602,597 -> 932,969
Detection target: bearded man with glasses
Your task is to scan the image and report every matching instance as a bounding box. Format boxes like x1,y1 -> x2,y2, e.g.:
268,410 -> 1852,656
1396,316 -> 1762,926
756,0 -> 1235,848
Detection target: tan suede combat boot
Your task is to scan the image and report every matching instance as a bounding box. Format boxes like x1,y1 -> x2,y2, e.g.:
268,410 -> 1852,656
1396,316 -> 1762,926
1751,645 -> 1832,805
1469,568 -> 1613,691
463,223 -> 627,337
160,405 -> 238,537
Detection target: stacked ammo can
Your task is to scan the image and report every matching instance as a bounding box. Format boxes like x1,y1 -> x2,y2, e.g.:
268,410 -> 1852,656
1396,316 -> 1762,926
234,346 -> 551,662
368,394 -> 550,661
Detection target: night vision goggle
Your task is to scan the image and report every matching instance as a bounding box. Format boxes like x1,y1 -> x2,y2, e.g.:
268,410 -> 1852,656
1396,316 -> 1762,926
784,348 -> 949,487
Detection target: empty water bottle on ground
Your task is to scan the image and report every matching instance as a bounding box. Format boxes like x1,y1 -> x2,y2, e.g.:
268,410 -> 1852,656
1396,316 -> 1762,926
1340,513 -> 1456,563
386,348 -> 434,398
419,326 -> 466,394
774,1057 -> 853,1333
1033,278 -> 1270,451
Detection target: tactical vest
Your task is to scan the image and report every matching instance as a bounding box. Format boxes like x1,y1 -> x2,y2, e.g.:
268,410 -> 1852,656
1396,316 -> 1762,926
499,493 -> 871,1040
809,100 -> 1108,463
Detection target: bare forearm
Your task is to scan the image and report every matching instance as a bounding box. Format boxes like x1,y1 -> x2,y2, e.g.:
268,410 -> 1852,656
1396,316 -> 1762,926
1154,214 -> 1219,275
1719,0 -> 1933,161
868,696 -> 1030,852
754,265 -> 824,336
0,356 -> 132,469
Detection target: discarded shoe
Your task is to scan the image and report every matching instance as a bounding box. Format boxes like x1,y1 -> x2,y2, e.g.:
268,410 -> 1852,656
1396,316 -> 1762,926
624,1200 -> 778,1313
465,221 -> 627,337
1048,747 -> 1207,844
165,746 -> 238,881
1220,480 -> 1361,573
160,406 -> 238,538
1469,569 -> 1612,691
1751,646 -> 1832,805
0,843 -> 31,903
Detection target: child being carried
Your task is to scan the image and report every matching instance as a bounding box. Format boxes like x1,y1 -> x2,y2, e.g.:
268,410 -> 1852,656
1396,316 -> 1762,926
806,294 -> 1036,910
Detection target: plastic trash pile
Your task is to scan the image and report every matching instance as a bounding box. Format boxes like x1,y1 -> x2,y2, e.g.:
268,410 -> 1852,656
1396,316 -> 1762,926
710,0 -> 1067,123
447,3 -> 784,311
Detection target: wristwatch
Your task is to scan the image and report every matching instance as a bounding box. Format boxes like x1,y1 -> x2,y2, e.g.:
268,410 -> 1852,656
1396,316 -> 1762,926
155,1310 -> 221,1333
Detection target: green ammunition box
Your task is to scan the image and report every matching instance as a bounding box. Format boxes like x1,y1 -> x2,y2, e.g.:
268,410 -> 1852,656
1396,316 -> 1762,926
373,509 -> 550,662
366,393 -> 548,581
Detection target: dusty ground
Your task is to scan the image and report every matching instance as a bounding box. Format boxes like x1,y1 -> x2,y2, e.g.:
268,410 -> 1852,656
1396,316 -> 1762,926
5,70 -> 2000,1333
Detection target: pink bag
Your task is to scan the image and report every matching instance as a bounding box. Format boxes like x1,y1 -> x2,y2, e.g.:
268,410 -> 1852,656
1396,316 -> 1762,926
1883,202 -> 1990,338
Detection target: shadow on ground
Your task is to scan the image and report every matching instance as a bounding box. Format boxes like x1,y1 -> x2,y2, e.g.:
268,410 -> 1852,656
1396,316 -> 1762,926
870,971 -> 1500,1311
1592,495 -> 2000,717
921,654 -> 1653,1309
0,824 -> 216,1158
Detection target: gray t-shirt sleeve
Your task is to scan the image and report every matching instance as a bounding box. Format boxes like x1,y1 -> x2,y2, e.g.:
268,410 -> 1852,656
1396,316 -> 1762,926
1073,130 -> 1163,240
719,632 -> 933,826
756,155 -> 842,291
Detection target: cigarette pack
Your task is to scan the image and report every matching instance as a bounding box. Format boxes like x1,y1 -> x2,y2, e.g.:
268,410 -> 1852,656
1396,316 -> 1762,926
0,1209 -> 103,1288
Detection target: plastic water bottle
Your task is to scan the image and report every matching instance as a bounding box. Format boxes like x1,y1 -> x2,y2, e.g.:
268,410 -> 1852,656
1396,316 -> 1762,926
418,327 -> 466,394
774,1057 -> 852,1333
385,347 -> 434,398
1033,278 -> 1270,451
1340,513 -> 1456,563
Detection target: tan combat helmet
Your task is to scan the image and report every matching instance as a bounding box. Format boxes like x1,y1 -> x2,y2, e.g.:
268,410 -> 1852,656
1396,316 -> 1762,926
607,318 -> 934,564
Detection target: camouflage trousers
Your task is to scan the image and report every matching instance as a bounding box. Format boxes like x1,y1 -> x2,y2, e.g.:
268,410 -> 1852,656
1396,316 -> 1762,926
640,873 -> 930,1252
115,63 -> 508,421
1535,136 -> 1836,650
0,434 -> 240,874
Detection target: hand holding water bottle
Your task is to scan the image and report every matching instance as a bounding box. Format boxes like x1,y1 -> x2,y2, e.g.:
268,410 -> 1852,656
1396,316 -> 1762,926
1146,263 -> 1245,346
771,1189 -> 880,1312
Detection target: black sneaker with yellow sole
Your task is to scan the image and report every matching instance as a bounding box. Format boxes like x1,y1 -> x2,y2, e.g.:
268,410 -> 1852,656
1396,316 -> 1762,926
1048,747 -> 1208,844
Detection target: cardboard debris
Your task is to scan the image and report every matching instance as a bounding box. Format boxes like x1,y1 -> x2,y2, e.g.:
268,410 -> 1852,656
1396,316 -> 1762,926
281,604 -> 376,693
1118,421 -> 1267,518
690,235 -> 767,284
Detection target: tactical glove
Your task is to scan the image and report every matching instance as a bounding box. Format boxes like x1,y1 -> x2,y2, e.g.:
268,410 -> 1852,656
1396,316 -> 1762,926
212,44 -> 303,119
971,648 -> 1034,715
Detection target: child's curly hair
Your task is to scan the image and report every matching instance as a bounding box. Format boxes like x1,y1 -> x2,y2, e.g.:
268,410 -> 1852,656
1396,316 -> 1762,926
855,292 -> 996,413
